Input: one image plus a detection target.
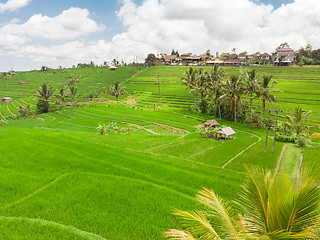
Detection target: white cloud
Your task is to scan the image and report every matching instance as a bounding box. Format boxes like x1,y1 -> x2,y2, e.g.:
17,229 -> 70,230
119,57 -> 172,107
0,0 -> 31,13
1,0 -> 320,71
110,0 -> 320,60
1,7 -> 104,40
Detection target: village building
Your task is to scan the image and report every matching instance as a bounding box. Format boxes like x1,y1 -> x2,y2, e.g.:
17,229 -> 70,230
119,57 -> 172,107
164,55 -> 177,65
260,53 -> 272,64
222,60 -> 241,67
273,47 -> 297,66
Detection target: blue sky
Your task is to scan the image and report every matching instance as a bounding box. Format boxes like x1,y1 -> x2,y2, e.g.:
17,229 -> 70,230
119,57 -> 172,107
0,0 -> 318,71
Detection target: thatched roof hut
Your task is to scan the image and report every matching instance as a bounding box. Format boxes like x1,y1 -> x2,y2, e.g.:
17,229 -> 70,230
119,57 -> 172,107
1,97 -> 13,103
204,119 -> 220,128
216,127 -> 236,140
109,66 -> 117,71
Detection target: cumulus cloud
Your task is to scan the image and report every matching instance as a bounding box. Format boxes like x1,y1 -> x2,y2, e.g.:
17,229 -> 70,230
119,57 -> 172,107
1,7 -> 104,41
2,0 -> 320,70
0,0 -> 31,13
110,0 -> 320,61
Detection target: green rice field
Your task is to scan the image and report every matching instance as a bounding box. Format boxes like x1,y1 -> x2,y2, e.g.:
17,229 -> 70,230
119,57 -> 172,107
0,65 -> 319,239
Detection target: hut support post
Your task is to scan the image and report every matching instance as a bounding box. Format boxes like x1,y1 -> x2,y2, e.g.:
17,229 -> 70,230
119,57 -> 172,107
264,110 -> 271,153
272,111 -> 278,153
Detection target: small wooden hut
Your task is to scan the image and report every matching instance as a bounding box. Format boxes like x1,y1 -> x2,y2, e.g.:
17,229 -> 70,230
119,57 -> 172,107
216,127 -> 236,140
1,97 -> 13,103
204,119 -> 220,129
109,66 -> 117,71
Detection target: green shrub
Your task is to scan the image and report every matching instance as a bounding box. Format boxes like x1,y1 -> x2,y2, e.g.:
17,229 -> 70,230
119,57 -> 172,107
297,137 -> 306,147
36,100 -> 50,113
275,132 -> 296,143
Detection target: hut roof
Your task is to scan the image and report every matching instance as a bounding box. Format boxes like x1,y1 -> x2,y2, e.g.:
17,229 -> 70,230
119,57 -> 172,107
205,119 -> 220,126
109,66 -> 117,69
217,127 -> 236,136
3,97 -> 13,100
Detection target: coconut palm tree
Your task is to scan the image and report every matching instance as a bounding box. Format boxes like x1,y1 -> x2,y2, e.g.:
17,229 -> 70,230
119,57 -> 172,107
243,69 -> 259,121
194,68 -> 210,113
286,107 -> 311,138
36,83 -> 54,102
165,165 -> 320,239
258,75 -> 281,126
182,67 -> 199,111
220,75 -> 244,122
208,64 -> 225,118
56,86 -> 68,107
108,82 -> 126,108
69,85 -> 80,107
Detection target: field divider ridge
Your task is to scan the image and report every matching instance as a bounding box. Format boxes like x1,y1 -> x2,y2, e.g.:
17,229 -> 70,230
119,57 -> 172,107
0,216 -> 108,240
221,129 -> 262,169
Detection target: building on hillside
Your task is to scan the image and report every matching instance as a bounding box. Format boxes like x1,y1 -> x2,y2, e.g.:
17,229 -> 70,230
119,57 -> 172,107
164,55 -> 177,65
231,54 -> 238,59
260,52 -> 272,64
178,54 -> 201,65
206,59 -> 224,66
223,60 -> 241,67
273,47 -> 297,66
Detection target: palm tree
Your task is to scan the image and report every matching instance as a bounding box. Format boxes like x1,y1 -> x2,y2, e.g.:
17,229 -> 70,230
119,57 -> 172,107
194,69 -> 210,113
182,67 -> 199,111
69,86 -> 80,107
108,82 -> 126,108
258,75 -> 281,126
286,107 -> 311,138
165,166 -> 320,239
56,86 -> 68,107
208,64 -> 225,118
243,69 -> 259,121
36,83 -> 54,102
220,75 -> 244,122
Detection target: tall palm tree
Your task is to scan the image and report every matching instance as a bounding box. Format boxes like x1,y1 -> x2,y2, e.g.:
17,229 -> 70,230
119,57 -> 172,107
286,107 -> 311,138
165,166 -> 320,239
208,64 -> 225,118
243,69 -> 259,121
108,82 -> 126,108
195,69 -> 210,113
69,86 -> 80,107
258,75 -> 281,125
220,75 -> 244,122
36,83 -> 54,102
56,86 -> 68,107
182,67 -> 199,111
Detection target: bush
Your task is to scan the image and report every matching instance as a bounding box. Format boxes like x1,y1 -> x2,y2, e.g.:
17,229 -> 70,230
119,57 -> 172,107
297,137 -> 306,147
36,100 -> 50,113
275,132 -> 296,143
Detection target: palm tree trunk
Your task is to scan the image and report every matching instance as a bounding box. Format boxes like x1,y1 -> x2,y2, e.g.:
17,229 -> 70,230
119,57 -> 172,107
260,106 -> 263,128
116,96 -> 118,108
192,92 -> 199,111
218,104 -> 221,119
250,93 -> 253,121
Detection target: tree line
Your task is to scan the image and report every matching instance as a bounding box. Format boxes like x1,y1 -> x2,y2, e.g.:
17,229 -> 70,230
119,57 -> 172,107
182,65 -> 280,124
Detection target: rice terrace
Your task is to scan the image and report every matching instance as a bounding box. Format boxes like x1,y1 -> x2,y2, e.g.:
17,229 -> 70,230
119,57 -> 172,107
0,64 -> 320,239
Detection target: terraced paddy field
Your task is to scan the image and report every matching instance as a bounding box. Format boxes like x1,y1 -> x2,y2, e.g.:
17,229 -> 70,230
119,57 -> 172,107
2,104 -> 319,239
0,66 -> 319,239
124,65 -> 320,125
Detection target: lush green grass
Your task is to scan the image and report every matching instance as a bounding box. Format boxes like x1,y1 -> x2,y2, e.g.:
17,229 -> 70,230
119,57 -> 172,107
0,65 -> 319,239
